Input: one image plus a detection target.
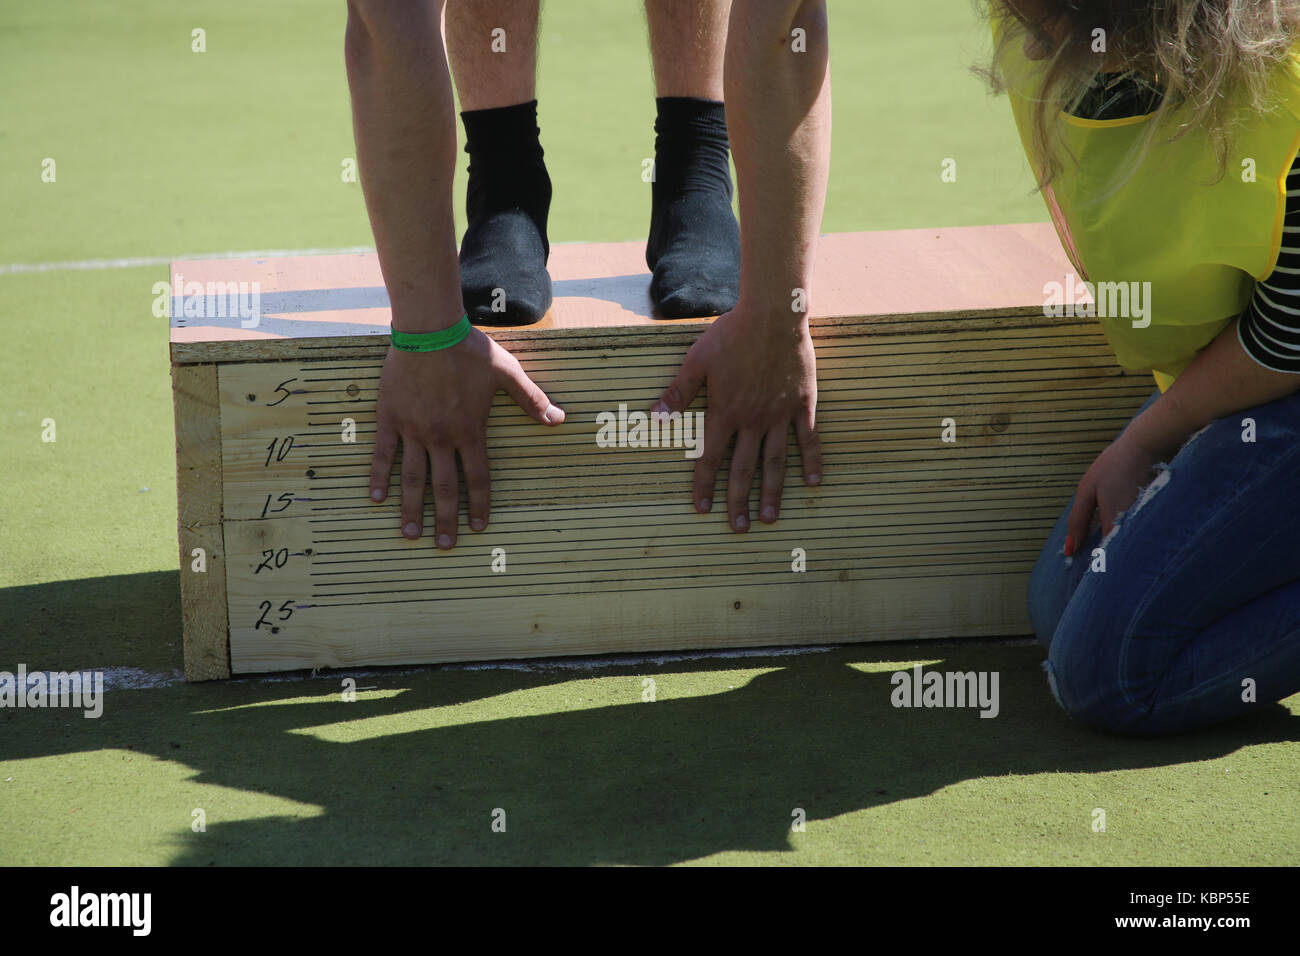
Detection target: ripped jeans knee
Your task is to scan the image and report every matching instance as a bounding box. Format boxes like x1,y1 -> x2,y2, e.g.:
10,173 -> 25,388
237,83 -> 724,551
1062,415 -> 1216,570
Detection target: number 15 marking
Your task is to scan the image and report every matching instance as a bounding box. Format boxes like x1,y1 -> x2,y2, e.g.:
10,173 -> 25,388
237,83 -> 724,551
260,493 -> 294,517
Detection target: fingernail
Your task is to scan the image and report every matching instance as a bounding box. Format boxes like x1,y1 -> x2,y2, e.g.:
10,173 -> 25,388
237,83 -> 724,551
469,518 -> 485,532
543,404 -> 562,424
651,401 -> 670,418
403,522 -> 420,538
1064,533 -> 1075,557
698,498 -> 712,513
760,505 -> 777,523
807,473 -> 821,486
371,488 -> 385,502
436,534 -> 453,549
734,514 -> 749,531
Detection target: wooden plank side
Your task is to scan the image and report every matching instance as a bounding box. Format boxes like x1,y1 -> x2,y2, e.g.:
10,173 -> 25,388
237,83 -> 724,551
212,306 -> 1148,674
214,323 -> 1149,520
226,571 -> 1033,674
171,362 -> 231,680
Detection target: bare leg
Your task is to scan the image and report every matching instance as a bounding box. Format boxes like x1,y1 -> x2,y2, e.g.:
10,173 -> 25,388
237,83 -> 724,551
642,0 -> 740,318
645,0 -> 728,99
445,0 -> 551,325
446,0 -> 539,110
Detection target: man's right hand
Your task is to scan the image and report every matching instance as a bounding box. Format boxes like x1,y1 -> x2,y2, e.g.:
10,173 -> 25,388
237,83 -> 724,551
368,326 -> 565,549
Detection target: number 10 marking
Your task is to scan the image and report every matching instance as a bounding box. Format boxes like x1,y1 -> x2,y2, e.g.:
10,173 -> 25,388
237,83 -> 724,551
264,436 -> 295,467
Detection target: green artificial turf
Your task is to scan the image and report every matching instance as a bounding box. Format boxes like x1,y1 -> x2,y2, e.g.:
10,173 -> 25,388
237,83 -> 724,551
1,0 -> 1296,866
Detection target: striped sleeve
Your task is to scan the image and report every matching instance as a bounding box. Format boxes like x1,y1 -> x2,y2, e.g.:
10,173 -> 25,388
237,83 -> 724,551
1239,157 -> 1300,373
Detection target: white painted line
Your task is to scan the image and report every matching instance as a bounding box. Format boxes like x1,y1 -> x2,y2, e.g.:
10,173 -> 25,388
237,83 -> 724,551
79,638 -> 1038,692
0,246 -> 376,276
0,240 -> 646,277
449,644 -> 839,672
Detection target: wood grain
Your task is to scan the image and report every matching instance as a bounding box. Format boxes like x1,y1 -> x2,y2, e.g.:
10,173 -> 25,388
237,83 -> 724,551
213,312 -> 1148,674
171,363 -> 231,680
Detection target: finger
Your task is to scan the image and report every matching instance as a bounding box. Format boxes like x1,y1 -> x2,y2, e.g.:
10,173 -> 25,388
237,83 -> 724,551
727,429 -> 762,532
1065,481 -> 1097,558
1098,505 -> 1117,539
691,414 -> 731,514
398,438 -> 428,539
795,407 -> 822,486
652,353 -> 706,418
369,419 -> 399,503
462,442 -> 491,532
758,423 -> 789,524
430,445 -> 459,549
500,356 -> 564,426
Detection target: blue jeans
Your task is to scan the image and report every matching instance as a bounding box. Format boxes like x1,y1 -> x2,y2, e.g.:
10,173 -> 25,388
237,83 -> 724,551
1028,386 -> 1300,735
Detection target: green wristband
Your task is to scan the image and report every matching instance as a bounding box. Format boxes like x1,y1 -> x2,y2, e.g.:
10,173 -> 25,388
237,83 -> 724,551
390,315 -> 472,352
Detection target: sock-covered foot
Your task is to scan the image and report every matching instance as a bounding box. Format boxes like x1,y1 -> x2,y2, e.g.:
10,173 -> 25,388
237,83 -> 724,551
645,97 -> 741,319
459,100 -> 552,326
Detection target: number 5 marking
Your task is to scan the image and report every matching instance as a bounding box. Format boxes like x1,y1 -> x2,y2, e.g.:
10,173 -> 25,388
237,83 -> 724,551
266,378 -> 298,407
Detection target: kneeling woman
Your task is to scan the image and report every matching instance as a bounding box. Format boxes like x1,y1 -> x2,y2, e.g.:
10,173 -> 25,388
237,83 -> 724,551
987,0 -> 1300,733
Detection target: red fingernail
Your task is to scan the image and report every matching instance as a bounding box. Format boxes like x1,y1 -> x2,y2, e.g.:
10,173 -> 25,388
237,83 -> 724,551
1064,533 -> 1075,557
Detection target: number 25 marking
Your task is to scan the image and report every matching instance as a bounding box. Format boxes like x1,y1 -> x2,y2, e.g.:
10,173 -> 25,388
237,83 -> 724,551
255,599 -> 295,630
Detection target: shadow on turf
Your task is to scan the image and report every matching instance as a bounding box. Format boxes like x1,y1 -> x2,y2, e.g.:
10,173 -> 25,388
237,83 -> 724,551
2,571 -> 1298,865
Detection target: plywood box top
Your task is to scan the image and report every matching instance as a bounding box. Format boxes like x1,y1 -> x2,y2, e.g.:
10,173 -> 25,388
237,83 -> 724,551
168,223 -> 1077,363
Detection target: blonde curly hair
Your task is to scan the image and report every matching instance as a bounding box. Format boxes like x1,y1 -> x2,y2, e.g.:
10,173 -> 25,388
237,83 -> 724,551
979,0 -> 1300,188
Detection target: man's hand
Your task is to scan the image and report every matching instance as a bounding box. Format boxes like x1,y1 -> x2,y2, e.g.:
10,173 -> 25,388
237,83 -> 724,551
369,327 -> 564,549
652,308 -> 821,531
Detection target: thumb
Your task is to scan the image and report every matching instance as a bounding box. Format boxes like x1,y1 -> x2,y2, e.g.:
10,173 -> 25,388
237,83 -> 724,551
652,353 -> 706,419
500,358 -> 564,426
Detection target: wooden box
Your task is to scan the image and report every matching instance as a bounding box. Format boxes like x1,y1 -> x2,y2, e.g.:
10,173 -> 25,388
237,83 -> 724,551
169,224 -> 1150,680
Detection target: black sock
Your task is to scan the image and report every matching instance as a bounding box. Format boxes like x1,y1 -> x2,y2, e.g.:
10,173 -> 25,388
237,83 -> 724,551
459,101 -> 552,325
645,97 -> 741,318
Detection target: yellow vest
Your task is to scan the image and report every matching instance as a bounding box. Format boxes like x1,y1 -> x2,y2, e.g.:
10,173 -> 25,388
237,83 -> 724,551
997,20 -> 1300,390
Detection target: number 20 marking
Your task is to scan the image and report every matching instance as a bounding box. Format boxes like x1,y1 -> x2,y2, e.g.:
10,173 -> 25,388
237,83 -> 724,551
255,548 -> 289,573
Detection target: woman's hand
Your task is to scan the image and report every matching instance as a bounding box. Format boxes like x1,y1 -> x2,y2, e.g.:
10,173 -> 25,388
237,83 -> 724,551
652,307 -> 821,531
1066,431 -> 1163,556
368,327 -> 564,549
